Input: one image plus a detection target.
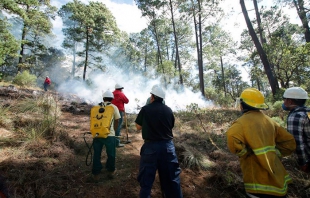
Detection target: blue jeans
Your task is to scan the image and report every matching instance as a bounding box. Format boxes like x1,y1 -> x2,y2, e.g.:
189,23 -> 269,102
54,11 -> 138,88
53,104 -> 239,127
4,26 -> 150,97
137,140 -> 183,198
92,136 -> 116,175
43,83 -> 49,91
115,111 -> 123,146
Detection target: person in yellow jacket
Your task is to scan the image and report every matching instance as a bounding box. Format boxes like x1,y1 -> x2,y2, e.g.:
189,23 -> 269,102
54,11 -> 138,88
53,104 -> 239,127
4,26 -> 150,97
226,88 -> 296,198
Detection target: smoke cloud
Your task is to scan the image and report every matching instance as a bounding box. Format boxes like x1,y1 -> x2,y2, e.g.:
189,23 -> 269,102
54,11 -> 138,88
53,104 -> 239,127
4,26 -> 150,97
57,65 -> 213,114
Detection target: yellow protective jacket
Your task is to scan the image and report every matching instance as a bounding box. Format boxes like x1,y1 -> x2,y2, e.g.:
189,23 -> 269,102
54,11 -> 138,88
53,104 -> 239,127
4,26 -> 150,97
226,110 -> 296,196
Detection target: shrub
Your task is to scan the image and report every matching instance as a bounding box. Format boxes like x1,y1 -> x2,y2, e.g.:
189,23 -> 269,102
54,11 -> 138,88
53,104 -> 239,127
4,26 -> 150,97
186,103 -> 200,113
204,88 -> 234,108
266,100 -> 287,120
12,70 -> 37,87
273,101 -> 283,111
265,88 -> 285,103
271,116 -> 286,128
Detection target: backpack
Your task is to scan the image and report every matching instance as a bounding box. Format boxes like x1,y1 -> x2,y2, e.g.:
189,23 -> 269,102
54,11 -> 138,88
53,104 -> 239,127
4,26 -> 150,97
90,103 -> 114,138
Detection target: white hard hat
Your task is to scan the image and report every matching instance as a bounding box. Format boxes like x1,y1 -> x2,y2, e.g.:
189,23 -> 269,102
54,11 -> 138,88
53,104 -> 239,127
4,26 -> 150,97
103,90 -> 114,98
151,85 -> 165,99
283,87 -> 309,99
115,83 -> 123,89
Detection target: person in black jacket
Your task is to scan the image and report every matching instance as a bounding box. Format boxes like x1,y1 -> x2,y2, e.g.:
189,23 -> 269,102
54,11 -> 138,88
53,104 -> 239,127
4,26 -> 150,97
135,85 -> 183,198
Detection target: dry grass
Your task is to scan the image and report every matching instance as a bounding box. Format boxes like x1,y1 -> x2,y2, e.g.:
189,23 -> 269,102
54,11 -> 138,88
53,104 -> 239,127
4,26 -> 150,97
9,94 -> 61,140
178,144 -> 215,170
0,105 -> 12,128
0,89 -> 309,198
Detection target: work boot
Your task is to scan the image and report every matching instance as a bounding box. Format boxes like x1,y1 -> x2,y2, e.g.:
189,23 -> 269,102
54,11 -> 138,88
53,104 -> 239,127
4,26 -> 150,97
107,169 -> 117,179
116,143 -> 124,148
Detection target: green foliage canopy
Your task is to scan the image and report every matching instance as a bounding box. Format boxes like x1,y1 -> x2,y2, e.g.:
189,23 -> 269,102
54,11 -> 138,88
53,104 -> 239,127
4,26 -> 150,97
0,18 -> 20,66
58,0 -> 121,80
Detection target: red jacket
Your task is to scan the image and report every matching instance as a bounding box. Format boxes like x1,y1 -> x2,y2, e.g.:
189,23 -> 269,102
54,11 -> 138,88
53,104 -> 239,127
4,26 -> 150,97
112,90 -> 129,112
44,78 -> 51,85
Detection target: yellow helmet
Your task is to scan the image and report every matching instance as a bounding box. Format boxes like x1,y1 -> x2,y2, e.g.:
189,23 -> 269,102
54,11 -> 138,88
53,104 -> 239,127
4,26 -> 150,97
240,88 -> 269,109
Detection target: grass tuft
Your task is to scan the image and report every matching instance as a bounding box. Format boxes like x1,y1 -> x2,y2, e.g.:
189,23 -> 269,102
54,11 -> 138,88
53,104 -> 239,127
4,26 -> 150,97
0,105 -> 12,128
180,145 -> 214,170
12,94 -> 61,140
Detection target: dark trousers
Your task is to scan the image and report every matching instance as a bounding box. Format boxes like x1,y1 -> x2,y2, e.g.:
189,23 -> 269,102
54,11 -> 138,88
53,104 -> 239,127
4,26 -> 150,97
137,140 -> 183,198
92,136 -> 116,175
115,111 -> 123,146
43,83 -> 49,91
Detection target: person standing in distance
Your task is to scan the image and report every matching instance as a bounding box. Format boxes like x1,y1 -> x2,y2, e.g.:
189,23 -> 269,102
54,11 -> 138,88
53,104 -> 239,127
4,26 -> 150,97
90,90 -> 120,182
43,76 -> 51,91
282,87 -> 310,173
135,86 -> 183,198
226,88 -> 296,198
112,83 -> 129,147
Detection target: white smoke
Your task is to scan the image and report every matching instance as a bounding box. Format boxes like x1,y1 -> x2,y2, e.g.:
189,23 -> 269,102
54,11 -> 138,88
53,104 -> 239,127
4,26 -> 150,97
57,66 -> 213,114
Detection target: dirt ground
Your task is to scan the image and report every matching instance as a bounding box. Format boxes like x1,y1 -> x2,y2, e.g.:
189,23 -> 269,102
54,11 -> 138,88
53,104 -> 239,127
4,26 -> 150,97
57,111 -> 220,198
0,87 -> 310,198
0,87 -> 243,198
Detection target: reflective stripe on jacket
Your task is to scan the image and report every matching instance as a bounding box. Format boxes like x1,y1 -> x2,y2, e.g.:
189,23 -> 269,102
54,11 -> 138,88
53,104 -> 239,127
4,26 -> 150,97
227,110 -> 296,196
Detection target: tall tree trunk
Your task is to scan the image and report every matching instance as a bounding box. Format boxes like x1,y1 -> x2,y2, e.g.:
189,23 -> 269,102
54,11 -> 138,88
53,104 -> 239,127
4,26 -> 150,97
18,20 -> 27,72
293,0 -> 310,42
171,44 -> 175,63
72,42 -> 77,78
169,0 -> 183,85
83,28 -> 89,81
152,22 -> 163,67
151,19 -> 167,87
253,0 -> 266,44
192,0 -> 205,97
193,11 -> 203,91
240,0 -> 278,95
152,23 -> 163,66
144,45 -> 147,72
197,0 -> 204,96
253,0 -> 278,85
164,37 -> 169,60
220,56 -> 226,96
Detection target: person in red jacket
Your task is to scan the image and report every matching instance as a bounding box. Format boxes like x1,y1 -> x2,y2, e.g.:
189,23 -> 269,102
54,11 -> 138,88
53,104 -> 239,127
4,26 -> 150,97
43,76 -> 51,91
112,83 -> 129,147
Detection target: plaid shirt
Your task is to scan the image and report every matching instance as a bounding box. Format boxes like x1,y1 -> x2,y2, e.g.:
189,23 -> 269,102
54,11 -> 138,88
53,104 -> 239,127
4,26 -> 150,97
287,106 -> 310,165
